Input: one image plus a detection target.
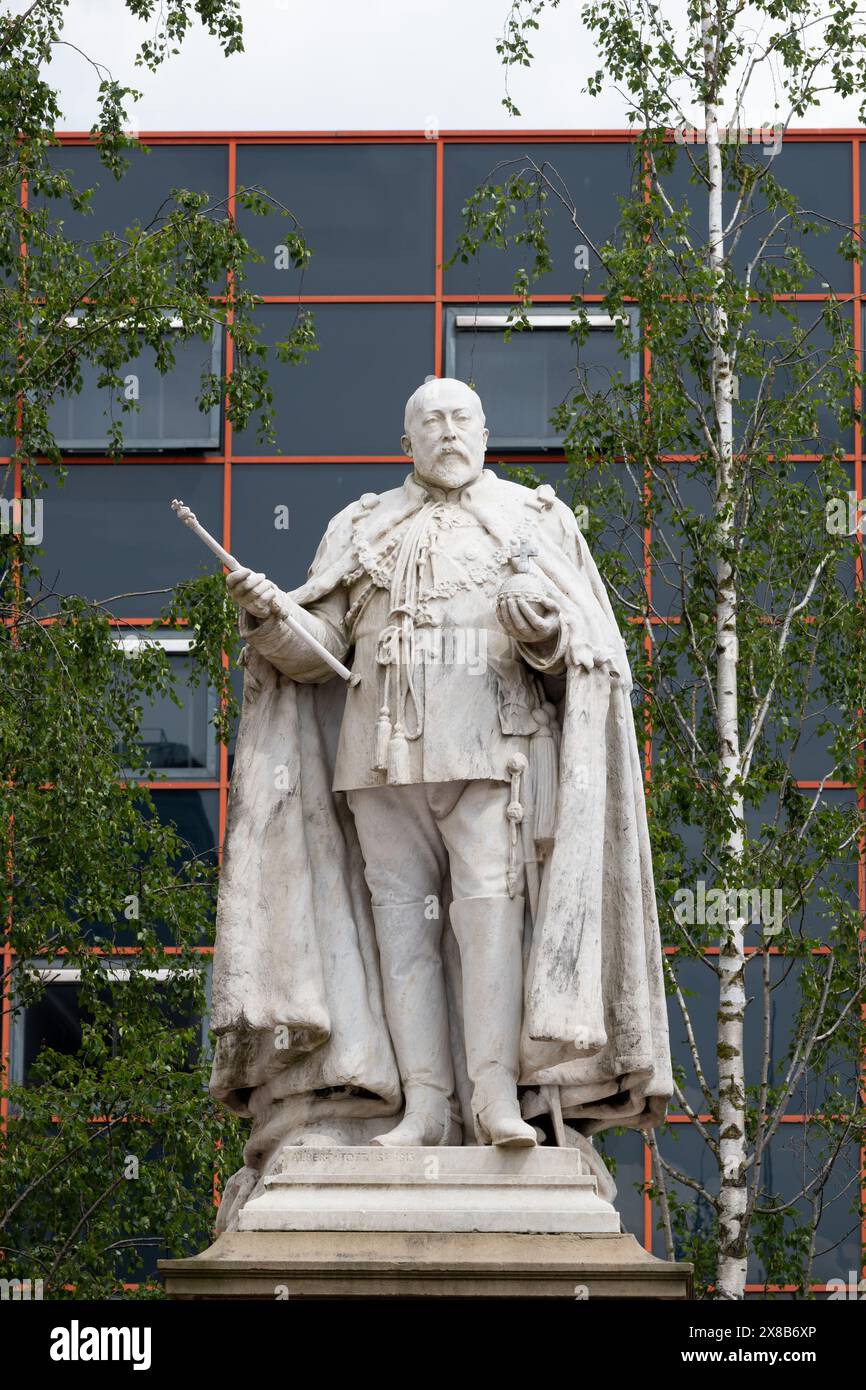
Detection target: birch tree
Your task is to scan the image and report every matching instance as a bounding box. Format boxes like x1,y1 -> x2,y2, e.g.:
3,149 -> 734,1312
451,0 -> 866,1297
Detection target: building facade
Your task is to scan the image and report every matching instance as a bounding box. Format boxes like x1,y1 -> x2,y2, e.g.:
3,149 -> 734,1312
4,128 -> 864,1295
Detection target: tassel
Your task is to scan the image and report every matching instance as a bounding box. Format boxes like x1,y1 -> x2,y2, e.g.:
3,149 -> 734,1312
373,705 -> 392,771
505,753 -> 527,898
531,704 -> 559,856
372,652 -> 393,772
387,723 -> 410,784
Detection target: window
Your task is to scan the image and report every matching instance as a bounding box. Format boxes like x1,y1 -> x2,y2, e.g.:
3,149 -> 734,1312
113,631 -> 218,781
47,315 -> 223,452
9,963 -> 208,1089
445,307 -> 640,449
16,968 -> 89,1087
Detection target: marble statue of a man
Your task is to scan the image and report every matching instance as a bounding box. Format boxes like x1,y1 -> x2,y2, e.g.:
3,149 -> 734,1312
209,377 -> 672,1228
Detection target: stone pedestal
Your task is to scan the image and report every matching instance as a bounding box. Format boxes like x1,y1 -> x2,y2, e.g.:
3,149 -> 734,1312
239,1144 -> 620,1234
160,1146 -> 692,1299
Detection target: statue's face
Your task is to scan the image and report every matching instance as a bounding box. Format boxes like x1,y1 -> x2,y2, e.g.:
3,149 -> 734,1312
402,380 -> 488,490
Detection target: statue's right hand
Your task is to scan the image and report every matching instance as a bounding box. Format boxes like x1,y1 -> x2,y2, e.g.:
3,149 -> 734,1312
226,567 -> 284,620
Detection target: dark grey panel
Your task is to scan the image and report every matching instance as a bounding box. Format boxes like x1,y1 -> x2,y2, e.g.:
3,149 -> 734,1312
31,462 -> 222,617
443,142 -> 637,293
650,1121 -> 717,1265
666,953 -> 832,1114
36,143 -> 229,245
752,1129 -> 861,1284
230,462 -> 410,589
591,1127 -> 647,1242
235,143 -> 435,294
150,789 -> 219,866
148,789 -> 219,947
646,140 -> 852,293
737,300 -> 854,454
232,304 -> 434,456
726,140 -> 852,294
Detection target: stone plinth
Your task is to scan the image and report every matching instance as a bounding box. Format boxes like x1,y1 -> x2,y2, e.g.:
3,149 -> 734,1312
160,1146 -> 692,1298
239,1144 -> 620,1234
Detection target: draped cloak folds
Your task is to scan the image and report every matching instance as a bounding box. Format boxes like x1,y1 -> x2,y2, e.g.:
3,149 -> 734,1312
208,469 -> 673,1218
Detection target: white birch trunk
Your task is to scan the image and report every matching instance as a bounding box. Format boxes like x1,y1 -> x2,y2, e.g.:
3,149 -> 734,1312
702,2 -> 749,1300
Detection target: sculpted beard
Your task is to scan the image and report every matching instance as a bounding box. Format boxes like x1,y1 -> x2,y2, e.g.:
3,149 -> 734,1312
426,440 -> 476,487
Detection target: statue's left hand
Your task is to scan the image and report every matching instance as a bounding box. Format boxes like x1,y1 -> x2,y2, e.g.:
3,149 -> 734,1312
498,592 -> 560,644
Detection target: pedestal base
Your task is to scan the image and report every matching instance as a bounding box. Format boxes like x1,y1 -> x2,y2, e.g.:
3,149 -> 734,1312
159,1229 -> 692,1299
160,1146 -> 691,1298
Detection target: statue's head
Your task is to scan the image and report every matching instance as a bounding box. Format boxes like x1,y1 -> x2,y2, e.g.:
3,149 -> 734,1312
401,377 -> 488,490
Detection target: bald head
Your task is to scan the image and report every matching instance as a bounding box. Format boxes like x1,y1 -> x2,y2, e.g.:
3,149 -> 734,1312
401,377 -> 488,491
403,377 -> 486,434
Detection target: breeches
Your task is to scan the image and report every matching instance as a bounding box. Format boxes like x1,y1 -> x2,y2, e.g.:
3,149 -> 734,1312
345,778 -> 524,904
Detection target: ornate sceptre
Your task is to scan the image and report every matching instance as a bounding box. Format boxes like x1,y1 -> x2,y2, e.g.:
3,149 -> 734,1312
170,499 -> 358,685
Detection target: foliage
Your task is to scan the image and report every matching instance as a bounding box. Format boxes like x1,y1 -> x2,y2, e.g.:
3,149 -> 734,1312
0,0 -> 291,1297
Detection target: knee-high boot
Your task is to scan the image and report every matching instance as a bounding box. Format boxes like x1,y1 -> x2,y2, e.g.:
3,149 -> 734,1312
449,894 -> 537,1148
370,901 -> 458,1146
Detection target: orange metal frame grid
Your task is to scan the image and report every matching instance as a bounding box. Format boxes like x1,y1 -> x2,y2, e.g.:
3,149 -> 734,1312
3,129 -> 864,1281
49,128 -> 866,142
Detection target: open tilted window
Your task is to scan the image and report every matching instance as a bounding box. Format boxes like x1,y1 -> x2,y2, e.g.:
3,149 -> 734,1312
445,307 -> 640,449
47,312 -> 223,453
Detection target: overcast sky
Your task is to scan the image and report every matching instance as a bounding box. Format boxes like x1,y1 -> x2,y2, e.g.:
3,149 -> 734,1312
31,0 -> 865,134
